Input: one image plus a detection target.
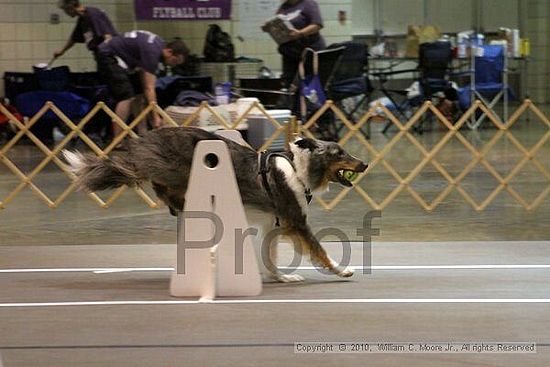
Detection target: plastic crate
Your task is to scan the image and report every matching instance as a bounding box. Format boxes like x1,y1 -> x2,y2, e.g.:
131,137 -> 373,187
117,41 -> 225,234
246,109 -> 290,151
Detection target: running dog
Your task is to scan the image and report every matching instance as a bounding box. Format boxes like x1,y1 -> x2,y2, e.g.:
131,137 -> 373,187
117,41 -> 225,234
63,127 -> 368,282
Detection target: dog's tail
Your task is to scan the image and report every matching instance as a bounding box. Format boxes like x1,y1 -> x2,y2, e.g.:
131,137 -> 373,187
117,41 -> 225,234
62,150 -> 139,191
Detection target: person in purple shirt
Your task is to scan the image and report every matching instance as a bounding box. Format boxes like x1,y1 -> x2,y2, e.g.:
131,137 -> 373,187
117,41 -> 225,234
54,0 -> 117,58
262,0 -> 326,88
96,31 -> 189,134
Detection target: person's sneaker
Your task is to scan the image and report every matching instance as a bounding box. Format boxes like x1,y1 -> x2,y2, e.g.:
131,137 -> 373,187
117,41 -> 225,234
52,126 -> 65,142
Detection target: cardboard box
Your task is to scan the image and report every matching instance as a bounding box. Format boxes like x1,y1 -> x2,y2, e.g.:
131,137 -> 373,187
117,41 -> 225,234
405,25 -> 440,58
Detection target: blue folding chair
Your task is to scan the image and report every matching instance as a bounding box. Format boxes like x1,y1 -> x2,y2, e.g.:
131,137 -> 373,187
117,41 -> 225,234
458,45 -> 513,129
374,41 -> 456,134
327,41 -> 373,138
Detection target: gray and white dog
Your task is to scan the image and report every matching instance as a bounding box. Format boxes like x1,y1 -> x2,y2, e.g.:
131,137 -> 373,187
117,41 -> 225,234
63,127 -> 367,282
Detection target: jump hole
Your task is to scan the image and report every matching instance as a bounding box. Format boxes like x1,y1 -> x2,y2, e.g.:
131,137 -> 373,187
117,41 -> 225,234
204,153 -> 219,169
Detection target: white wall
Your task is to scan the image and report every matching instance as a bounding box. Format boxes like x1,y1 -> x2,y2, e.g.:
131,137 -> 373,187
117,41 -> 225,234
352,0 -> 520,35
351,0 -> 374,35
427,0 -> 473,33
482,0 -> 519,31
526,0 -> 550,103
382,0 -> 424,35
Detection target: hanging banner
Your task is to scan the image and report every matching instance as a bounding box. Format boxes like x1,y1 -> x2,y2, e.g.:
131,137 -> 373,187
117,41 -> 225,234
135,0 -> 232,20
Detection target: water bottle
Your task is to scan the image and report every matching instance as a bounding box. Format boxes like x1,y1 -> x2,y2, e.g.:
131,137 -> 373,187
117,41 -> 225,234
472,34 -> 485,57
512,29 -> 520,57
457,35 -> 467,58
215,83 -> 228,105
215,82 -> 232,105
478,34 -> 485,46
223,82 -> 232,103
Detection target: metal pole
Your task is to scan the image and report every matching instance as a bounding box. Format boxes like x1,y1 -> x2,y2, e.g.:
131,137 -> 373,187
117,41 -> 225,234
517,0 -> 529,100
470,33 -> 476,128
504,50 -> 508,122
468,0 -> 479,128
517,0 -> 525,35
373,0 -> 377,33
477,0 -> 483,33
423,0 -> 429,25
471,0 -> 483,33
379,0 -> 383,34
374,0 -> 383,40
471,0 -> 477,32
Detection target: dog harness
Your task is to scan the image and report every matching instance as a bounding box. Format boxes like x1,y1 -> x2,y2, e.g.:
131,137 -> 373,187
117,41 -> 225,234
258,151 -> 312,226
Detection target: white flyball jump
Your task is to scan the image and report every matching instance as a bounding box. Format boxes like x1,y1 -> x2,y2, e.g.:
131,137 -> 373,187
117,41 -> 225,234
170,134 -> 262,301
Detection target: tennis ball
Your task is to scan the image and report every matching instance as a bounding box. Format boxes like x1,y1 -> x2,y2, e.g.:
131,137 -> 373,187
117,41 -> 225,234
343,170 -> 359,182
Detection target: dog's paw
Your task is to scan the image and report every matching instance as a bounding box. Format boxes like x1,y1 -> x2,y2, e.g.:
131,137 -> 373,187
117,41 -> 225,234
338,267 -> 355,278
274,273 -> 305,283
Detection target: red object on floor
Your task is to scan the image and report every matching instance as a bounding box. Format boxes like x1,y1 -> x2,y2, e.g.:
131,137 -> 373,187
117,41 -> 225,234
436,98 -> 455,123
0,103 -> 23,125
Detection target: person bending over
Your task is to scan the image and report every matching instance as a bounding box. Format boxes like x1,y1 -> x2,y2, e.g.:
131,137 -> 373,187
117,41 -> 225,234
54,0 -> 117,59
96,30 -> 189,135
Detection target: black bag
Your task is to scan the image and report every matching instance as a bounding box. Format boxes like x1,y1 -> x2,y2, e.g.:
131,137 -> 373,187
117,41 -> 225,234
203,24 -> 235,62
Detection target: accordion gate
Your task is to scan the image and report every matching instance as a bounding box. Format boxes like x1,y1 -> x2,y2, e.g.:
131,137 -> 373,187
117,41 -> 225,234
0,99 -> 548,212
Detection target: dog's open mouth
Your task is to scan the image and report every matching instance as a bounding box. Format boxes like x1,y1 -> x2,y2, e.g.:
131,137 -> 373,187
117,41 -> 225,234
336,169 -> 359,187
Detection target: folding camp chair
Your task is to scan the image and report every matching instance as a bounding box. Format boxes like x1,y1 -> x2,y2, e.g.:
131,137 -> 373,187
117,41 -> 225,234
327,41 -> 373,138
457,44 -> 511,129
234,46 -> 345,141
370,67 -> 419,133
373,41 -> 455,134
418,41 -> 454,99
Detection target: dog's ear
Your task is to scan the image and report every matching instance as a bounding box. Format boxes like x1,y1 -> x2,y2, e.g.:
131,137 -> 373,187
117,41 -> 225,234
326,143 -> 341,156
294,138 -> 318,152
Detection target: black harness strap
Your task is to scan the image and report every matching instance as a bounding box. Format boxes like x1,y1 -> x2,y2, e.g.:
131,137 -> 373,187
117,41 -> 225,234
305,188 -> 313,204
258,151 -> 312,227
